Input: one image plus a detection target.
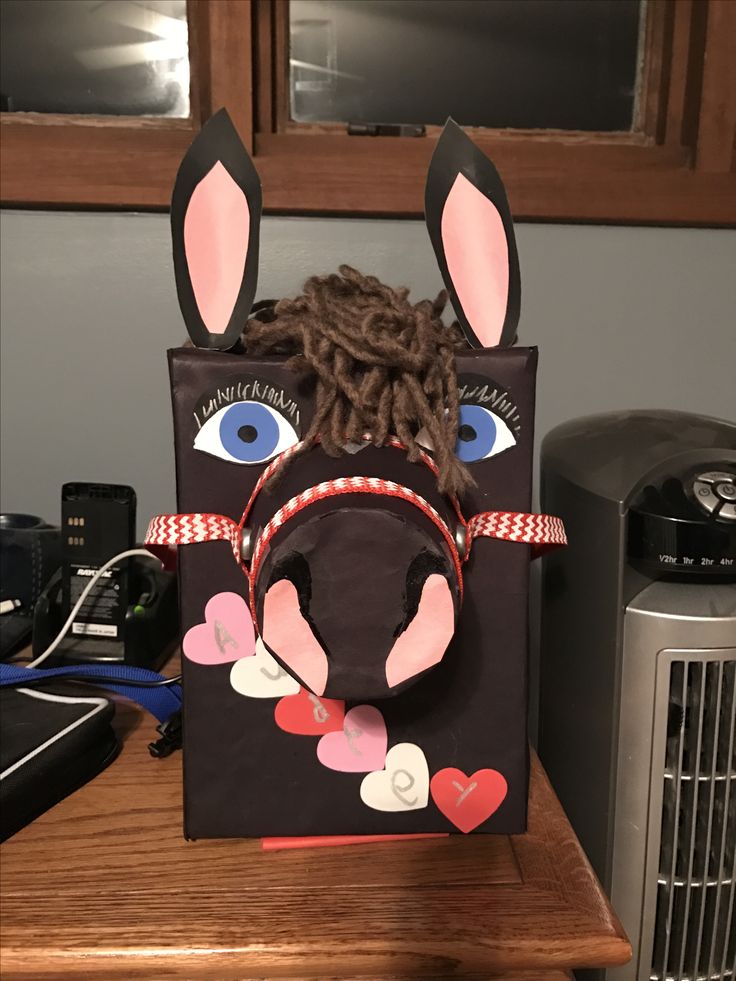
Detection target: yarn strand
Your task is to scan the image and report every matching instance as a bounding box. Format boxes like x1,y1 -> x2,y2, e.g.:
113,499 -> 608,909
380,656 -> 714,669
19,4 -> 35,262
243,266 -> 472,496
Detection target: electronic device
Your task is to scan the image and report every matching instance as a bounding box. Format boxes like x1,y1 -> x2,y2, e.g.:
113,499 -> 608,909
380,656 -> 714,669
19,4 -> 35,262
61,482 -> 136,645
32,483 -> 178,669
538,409 -> 736,981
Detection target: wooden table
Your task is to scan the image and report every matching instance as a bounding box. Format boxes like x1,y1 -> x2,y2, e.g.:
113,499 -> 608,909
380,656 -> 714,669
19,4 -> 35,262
0,698 -> 631,980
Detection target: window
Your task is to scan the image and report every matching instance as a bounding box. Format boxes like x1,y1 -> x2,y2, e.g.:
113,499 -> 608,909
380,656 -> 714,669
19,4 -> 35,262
1,0 -> 734,224
0,0 -> 252,208
287,0 -> 643,132
1,0 -> 191,117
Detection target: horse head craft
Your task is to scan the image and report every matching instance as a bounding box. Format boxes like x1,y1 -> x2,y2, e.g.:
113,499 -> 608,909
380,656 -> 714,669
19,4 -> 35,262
146,111 -> 565,837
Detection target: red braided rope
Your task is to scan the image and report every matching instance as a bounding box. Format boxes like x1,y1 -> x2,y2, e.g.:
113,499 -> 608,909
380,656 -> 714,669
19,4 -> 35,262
249,476 -> 464,602
238,435 -> 466,533
238,438 -> 308,529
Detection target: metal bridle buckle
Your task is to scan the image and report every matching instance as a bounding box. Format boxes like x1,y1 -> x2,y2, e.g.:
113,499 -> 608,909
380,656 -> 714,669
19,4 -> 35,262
454,523 -> 467,561
239,526 -> 254,563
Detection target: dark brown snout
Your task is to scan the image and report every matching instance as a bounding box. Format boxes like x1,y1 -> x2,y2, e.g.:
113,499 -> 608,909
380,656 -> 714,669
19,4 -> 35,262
255,507 -> 459,700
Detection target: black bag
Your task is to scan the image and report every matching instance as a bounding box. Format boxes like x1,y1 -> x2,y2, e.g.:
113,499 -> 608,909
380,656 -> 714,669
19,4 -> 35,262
0,686 -> 119,841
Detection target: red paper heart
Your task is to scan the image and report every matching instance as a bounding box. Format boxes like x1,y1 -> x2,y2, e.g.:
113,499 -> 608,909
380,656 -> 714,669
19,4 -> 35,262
274,688 -> 345,736
430,767 -> 508,833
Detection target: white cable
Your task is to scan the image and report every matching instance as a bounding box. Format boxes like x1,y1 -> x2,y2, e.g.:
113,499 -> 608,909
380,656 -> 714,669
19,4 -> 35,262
26,549 -> 160,669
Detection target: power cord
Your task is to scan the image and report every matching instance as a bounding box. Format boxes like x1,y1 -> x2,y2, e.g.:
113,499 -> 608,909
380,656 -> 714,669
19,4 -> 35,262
10,672 -> 182,689
6,547 -> 183,756
27,548 -> 161,668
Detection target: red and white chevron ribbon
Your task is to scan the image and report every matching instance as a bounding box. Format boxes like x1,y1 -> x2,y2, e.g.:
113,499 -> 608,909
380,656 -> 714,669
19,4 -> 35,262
466,510 -> 567,559
145,512 -> 241,562
144,491 -> 566,574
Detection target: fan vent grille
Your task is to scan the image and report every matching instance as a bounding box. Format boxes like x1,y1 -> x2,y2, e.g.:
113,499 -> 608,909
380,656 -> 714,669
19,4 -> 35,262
649,656 -> 736,981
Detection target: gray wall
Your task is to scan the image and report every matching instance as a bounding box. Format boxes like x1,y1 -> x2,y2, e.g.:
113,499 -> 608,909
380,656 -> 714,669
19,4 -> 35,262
2,210 -> 735,532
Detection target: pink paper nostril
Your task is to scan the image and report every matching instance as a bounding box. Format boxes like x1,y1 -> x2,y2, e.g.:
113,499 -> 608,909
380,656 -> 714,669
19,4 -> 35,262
262,578 -> 328,696
385,574 -> 455,688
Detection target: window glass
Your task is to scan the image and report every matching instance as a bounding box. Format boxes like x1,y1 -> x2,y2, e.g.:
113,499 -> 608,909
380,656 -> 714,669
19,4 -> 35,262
0,0 -> 189,117
290,0 -> 643,131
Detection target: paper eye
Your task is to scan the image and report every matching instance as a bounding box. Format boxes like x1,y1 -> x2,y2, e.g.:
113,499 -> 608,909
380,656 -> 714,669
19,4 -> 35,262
194,401 -> 299,465
455,404 -> 517,462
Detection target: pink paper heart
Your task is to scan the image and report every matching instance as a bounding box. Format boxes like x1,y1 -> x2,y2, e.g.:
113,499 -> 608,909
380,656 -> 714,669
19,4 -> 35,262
316,705 -> 387,773
182,591 -> 255,665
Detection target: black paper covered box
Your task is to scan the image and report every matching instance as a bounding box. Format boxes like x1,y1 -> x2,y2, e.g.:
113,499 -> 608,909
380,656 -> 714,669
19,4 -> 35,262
146,112 -> 565,838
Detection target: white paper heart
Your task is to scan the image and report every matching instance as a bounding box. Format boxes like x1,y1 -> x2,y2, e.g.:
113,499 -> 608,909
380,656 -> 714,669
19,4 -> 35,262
359,742 -> 429,812
229,639 -> 300,698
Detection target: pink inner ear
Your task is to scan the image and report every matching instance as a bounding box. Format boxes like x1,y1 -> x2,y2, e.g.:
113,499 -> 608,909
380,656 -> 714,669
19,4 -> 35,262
262,579 -> 329,696
183,160 -> 250,336
441,172 -> 509,348
385,574 -> 455,688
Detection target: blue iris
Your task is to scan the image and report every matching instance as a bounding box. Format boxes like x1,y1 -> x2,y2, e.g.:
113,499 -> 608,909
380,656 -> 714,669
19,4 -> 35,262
455,404 -> 497,462
219,402 -> 280,463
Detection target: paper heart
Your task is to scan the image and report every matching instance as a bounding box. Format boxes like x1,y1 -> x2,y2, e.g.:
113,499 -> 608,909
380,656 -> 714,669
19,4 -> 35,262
360,743 -> 429,812
230,639 -> 300,698
430,767 -> 508,833
274,689 -> 345,736
316,705 -> 387,773
183,591 -> 254,665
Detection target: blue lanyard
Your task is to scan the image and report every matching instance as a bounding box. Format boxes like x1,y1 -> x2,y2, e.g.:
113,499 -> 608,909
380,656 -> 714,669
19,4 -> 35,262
0,662 -> 181,724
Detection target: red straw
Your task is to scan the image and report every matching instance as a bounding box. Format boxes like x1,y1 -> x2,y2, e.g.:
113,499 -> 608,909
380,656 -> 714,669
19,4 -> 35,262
261,833 -> 448,851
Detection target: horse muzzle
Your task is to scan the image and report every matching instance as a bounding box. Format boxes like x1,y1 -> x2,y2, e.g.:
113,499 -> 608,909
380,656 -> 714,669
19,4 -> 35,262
254,505 -> 460,700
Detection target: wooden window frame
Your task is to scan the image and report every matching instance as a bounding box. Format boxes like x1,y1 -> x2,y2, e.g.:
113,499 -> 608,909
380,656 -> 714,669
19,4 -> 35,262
0,1 -> 252,209
1,0 -> 734,225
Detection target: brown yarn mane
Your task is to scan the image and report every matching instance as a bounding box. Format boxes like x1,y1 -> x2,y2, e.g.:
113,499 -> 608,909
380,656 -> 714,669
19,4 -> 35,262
242,265 -> 472,496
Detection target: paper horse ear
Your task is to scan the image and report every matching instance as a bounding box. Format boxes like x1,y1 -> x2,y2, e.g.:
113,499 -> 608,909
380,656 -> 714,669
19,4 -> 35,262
425,118 -> 520,349
170,109 -> 262,351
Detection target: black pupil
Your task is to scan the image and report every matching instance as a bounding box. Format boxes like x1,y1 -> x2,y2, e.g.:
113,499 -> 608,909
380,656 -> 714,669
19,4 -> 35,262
458,424 -> 476,442
238,425 -> 258,444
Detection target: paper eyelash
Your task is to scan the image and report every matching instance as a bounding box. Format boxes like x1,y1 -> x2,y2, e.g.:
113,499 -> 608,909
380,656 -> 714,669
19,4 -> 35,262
192,378 -> 302,432
192,376 -> 303,466
457,374 -> 521,435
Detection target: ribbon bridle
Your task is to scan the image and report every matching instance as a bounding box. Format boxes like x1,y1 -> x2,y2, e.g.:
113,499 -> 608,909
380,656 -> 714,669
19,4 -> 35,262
145,436 -> 566,617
